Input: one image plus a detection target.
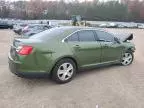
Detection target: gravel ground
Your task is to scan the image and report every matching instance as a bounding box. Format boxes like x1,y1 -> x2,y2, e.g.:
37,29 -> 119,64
0,29 -> 144,108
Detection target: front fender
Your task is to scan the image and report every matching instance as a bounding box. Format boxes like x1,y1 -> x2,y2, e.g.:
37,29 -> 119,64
123,43 -> 135,53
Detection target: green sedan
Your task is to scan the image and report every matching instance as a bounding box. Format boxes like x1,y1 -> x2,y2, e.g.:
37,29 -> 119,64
8,26 -> 135,83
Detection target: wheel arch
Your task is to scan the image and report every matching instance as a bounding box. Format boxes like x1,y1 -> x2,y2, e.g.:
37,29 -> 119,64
50,56 -> 79,76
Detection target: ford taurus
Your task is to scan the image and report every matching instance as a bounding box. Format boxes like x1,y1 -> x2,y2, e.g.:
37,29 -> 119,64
8,26 -> 135,83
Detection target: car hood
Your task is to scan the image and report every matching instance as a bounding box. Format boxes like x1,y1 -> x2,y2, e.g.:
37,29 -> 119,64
112,33 -> 133,42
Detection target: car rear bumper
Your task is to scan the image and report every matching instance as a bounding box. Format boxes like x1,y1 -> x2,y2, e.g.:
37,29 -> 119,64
8,53 -> 50,78
8,53 -> 20,74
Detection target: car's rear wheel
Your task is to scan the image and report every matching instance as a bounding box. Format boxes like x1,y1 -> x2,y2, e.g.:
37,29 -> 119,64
121,51 -> 134,66
52,58 -> 76,83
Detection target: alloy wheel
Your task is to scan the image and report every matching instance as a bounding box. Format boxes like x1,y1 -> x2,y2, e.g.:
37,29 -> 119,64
121,52 -> 133,65
57,63 -> 74,81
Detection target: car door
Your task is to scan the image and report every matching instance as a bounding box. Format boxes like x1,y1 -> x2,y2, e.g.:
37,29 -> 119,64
95,30 -> 123,62
66,30 -> 101,67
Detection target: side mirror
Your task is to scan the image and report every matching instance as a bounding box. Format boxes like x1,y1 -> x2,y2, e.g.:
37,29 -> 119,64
114,37 -> 121,44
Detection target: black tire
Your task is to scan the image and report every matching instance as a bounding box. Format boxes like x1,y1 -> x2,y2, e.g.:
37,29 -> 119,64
121,51 -> 134,66
52,58 -> 76,84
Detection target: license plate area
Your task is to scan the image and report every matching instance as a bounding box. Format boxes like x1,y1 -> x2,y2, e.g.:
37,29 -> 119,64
10,46 -> 17,60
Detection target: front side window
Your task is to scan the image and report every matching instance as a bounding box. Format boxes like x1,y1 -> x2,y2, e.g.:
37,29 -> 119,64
96,30 -> 114,42
78,30 -> 95,42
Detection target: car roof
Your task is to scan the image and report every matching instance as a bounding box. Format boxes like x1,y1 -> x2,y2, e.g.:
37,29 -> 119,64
29,26 -> 112,41
56,26 -> 104,31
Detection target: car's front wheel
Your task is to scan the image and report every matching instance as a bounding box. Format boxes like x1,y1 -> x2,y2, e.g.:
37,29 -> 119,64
121,51 -> 134,66
52,58 -> 76,83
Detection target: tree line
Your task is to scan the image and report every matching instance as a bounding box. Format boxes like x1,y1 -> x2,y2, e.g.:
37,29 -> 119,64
0,0 -> 144,22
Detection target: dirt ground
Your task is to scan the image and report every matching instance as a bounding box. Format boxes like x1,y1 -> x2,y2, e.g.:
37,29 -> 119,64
0,29 -> 144,108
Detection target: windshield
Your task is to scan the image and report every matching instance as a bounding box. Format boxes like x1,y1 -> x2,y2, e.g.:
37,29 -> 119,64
29,27 -> 65,40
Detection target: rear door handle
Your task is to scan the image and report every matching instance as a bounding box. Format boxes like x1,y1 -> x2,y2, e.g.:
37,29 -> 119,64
73,45 -> 81,49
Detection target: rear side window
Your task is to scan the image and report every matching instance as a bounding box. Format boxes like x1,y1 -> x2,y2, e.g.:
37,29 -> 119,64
96,30 -> 114,42
78,30 -> 95,42
67,33 -> 79,41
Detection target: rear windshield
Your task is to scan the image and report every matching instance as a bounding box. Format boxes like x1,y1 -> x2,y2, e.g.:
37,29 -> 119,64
29,27 -> 65,40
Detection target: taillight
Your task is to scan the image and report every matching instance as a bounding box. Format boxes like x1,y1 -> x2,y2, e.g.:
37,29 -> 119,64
16,45 -> 33,55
